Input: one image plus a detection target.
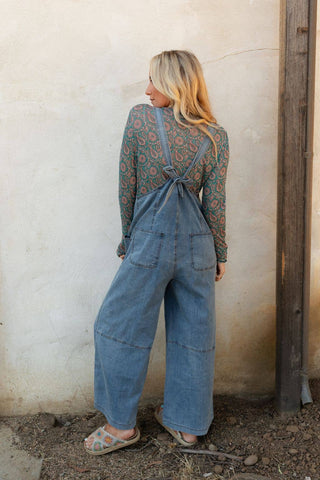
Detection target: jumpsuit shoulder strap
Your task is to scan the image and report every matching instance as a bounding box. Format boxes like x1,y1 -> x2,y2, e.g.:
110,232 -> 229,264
154,107 -> 215,176
183,125 -> 215,178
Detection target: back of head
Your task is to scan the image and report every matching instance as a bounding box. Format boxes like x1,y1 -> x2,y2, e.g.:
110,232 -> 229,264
149,50 -> 217,129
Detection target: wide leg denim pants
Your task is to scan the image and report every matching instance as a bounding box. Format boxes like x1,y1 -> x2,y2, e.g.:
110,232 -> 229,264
94,110 -> 216,436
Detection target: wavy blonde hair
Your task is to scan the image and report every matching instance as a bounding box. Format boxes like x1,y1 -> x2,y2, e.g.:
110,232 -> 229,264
149,50 -> 218,156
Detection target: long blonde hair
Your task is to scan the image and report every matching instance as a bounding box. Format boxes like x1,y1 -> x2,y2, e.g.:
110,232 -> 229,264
149,50 -> 218,155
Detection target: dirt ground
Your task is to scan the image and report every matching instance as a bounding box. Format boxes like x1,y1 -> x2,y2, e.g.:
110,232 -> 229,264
2,379 -> 320,480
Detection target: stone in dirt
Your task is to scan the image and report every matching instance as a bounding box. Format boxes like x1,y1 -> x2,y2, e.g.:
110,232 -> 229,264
0,426 -> 43,480
157,432 -> 170,441
39,413 -> 57,428
217,454 -> 226,461
286,425 -> 299,433
208,443 -> 217,451
213,465 -> 223,474
227,416 -> 237,425
289,448 -> 299,454
244,454 -> 258,466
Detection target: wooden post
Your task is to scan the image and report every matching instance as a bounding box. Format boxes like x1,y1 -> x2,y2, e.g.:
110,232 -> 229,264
276,0 -> 317,413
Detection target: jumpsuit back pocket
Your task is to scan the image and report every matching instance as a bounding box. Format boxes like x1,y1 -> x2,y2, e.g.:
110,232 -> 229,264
190,233 -> 216,271
130,229 -> 164,268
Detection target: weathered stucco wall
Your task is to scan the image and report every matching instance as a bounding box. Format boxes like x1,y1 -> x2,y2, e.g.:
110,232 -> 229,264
0,0 -> 319,415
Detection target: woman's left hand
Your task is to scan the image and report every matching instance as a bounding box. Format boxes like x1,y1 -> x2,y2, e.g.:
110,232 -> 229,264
215,262 -> 225,282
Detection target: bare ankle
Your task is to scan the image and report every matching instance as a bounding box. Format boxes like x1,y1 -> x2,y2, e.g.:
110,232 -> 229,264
181,432 -> 197,443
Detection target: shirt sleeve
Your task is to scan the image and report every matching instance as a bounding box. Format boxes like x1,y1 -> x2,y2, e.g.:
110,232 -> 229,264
116,109 -> 137,257
202,129 -> 229,263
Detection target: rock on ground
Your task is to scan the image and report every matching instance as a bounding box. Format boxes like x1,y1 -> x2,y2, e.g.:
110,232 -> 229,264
0,425 -> 42,480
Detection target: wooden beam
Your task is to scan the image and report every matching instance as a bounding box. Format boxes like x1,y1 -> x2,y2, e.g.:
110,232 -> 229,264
276,0 -> 317,413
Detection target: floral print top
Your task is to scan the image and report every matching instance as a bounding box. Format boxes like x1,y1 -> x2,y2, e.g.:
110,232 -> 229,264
117,104 -> 229,262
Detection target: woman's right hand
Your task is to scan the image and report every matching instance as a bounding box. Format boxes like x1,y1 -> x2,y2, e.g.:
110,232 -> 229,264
215,262 -> 225,281
120,255 -> 125,261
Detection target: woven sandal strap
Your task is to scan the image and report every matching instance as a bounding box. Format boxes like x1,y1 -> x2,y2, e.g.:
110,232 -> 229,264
92,426 -> 125,446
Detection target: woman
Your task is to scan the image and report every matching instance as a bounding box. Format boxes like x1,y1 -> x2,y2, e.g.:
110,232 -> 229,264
84,50 -> 229,454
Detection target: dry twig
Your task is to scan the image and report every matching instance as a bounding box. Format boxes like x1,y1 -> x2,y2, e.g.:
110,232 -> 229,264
178,448 -> 243,461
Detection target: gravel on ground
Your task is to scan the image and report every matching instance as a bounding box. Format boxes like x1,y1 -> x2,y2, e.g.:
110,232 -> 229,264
1,379 -> 320,480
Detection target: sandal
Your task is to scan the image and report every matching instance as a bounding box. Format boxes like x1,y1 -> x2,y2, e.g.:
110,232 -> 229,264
84,425 -> 140,455
154,405 -> 197,447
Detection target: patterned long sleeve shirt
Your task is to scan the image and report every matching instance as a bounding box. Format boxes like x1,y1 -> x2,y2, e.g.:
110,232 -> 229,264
116,104 -> 229,262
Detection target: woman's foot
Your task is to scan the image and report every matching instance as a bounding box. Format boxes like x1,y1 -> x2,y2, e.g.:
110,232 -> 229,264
84,424 -> 139,455
84,424 -> 135,449
154,405 -> 197,446
180,431 -> 197,443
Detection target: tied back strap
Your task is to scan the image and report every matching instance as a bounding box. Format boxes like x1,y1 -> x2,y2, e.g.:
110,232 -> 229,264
154,107 -> 214,211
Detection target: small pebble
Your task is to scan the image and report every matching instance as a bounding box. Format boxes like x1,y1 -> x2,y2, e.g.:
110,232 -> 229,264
286,425 -> 299,433
244,454 -> 258,466
208,443 -> 217,451
262,457 -> 270,465
289,448 -> 298,455
227,416 -> 237,425
217,454 -> 226,461
40,413 -> 57,428
157,432 -> 170,441
303,433 -> 312,440
213,465 -> 223,474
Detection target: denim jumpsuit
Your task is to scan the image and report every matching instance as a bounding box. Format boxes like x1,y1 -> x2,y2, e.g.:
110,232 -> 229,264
94,108 -> 219,436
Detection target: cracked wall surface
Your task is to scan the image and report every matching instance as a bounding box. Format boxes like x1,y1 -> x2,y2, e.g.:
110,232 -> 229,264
0,0 -> 319,415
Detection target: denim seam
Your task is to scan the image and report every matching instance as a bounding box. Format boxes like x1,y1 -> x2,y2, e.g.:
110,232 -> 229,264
95,329 -> 152,350
167,339 -> 215,353
173,216 -> 178,277
133,228 -> 164,235
150,201 -> 157,229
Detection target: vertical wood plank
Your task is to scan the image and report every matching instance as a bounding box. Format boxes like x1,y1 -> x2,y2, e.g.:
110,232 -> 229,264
276,0 -> 317,413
